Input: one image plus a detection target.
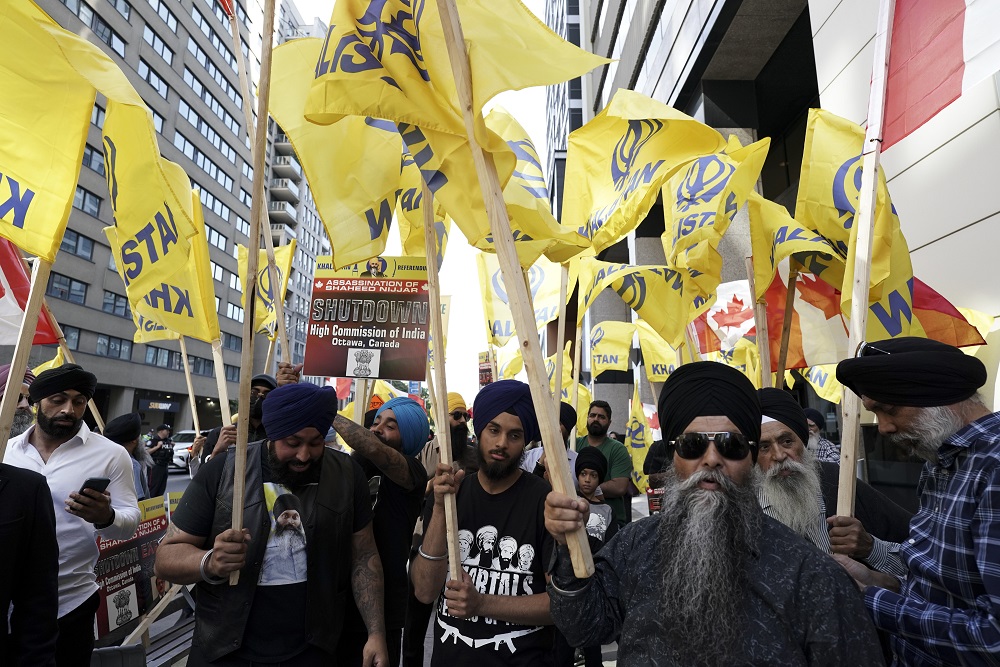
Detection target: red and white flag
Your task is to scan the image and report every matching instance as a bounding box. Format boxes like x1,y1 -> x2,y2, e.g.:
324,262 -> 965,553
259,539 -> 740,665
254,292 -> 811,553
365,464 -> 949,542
884,0 -> 1000,148
704,281 -> 757,350
0,238 -> 58,345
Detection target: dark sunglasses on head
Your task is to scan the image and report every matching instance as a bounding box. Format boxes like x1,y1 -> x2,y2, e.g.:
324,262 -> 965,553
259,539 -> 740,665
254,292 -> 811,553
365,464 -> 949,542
450,411 -> 469,421
670,431 -> 755,461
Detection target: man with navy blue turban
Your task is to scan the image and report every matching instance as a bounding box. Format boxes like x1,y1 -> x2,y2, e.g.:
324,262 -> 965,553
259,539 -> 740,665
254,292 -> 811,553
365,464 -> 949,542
332,396 -> 429,666
155,383 -> 388,666
412,379 -> 556,665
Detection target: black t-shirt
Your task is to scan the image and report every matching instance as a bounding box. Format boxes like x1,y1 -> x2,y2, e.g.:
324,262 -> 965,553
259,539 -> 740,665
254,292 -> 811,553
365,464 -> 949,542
148,436 -> 173,466
343,452 -> 426,632
172,446 -> 373,661
424,471 -> 554,666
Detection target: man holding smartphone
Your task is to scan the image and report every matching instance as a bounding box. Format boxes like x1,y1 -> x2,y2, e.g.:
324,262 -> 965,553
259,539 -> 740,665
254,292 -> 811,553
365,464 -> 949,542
3,363 -> 139,666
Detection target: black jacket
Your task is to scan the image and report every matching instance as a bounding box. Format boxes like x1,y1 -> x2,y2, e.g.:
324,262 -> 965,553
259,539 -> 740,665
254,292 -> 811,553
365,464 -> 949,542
0,463 -> 59,666
818,461 -> 913,543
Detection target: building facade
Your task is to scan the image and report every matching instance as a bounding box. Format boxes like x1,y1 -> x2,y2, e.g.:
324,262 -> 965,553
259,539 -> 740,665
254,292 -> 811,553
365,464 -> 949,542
21,0 -> 325,433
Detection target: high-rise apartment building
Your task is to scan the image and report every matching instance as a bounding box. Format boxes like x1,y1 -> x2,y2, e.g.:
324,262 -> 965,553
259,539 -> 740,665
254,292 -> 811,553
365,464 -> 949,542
22,0 -> 326,432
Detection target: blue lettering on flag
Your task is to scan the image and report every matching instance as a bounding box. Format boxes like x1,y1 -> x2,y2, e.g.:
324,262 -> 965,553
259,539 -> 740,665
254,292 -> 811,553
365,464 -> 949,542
869,278 -> 914,337
0,173 -> 36,230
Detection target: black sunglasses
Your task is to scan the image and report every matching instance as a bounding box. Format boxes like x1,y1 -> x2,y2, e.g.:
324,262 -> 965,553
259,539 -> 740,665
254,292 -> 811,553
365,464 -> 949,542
450,411 -> 469,421
670,432 -> 756,461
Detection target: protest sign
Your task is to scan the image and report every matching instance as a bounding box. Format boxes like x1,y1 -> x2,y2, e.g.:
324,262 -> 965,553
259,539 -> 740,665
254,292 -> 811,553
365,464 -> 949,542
479,350 -> 494,388
305,256 -> 430,381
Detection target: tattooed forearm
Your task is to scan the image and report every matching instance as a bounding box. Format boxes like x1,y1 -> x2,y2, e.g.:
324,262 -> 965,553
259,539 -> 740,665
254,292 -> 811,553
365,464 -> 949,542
334,415 -> 417,490
352,527 -> 386,636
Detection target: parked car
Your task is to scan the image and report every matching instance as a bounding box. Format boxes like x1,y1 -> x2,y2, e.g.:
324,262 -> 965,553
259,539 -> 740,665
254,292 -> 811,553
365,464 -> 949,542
170,430 -> 199,472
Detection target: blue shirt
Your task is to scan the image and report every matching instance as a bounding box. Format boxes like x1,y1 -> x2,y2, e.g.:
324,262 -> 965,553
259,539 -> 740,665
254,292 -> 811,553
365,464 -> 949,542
865,411 -> 1000,665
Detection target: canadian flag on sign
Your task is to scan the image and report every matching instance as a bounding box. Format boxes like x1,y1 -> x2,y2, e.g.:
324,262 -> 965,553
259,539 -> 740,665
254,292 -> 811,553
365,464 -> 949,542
705,280 -> 757,349
884,0 -> 1000,148
0,238 -> 58,346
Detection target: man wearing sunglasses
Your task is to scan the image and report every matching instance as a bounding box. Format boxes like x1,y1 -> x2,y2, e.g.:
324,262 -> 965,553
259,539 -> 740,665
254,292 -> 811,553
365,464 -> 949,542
834,337 -> 1000,665
0,363 -> 36,438
545,362 -> 881,665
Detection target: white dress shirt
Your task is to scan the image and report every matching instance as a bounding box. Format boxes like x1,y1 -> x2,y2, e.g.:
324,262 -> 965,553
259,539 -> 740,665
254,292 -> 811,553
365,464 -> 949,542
4,422 -> 140,617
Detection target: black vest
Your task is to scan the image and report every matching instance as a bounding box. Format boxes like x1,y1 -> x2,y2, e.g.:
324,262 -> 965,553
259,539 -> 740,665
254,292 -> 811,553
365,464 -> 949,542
193,442 -> 356,661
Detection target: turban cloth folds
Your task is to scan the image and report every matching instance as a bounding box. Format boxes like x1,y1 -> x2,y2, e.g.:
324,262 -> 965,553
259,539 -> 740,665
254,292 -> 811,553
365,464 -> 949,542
758,388 -> 810,445
472,380 -> 540,444
104,412 -> 142,444
575,446 -> 608,482
262,383 -> 337,441
29,364 -> 97,402
447,392 -> 467,414
657,361 -> 762,446
376,397 -> 430,456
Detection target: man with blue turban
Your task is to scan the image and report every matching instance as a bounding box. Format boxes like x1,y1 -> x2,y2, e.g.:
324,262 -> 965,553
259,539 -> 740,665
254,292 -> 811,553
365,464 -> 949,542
155,382 -> 388,666
332,396 -> 429,666
412,380 -> 556,665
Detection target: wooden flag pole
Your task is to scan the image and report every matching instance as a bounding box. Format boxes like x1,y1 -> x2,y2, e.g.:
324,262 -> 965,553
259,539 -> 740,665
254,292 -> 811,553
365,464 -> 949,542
745,257 -> 772,388
122,584 -> 184,646
775,268 -> 800,389
435,0 -> 593,577
178,338 -> 202,435
552,264 -> 569,406
837,0 -> 897,517
0,259 -> 52,460
225,2 -> 289,362
684,323 -> 702,363
422,180 -> 462,580
20,255 -> 105,429
230,0 -> 278,586
352,379 -> 368,424
569,323 -> 583,448
210,339 -> 233,425
265,337 -> 277,375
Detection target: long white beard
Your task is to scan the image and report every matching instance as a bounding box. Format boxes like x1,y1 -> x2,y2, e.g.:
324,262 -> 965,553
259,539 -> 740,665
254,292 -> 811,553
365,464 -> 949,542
10,410 -> 33,437
887,405 -> 964,463
758,448 -> 824,548
807,431 -> 821,451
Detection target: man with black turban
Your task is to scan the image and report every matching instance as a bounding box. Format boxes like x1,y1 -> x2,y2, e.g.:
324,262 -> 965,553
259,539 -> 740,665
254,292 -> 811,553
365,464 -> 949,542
412,380 -> 556,665
332,396 -> 429,666
4,363 -> 139,665
834,337 -> 1000,665
0,363 -> 35,437
522,401 -> 579,482
545,361 -> 881,665
155,382 -> 389,666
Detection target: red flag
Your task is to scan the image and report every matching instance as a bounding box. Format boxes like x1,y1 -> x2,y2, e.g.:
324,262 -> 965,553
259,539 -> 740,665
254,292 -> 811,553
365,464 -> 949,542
912,277 -> 986,348
0,238 -> 58,345
218,0 -> 235,18
335,377 -> 353,400
884,0 -> 1000,148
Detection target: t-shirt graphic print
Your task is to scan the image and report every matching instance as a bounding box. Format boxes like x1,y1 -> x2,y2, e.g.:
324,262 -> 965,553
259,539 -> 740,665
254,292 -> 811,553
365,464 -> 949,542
260,482 -> 308,585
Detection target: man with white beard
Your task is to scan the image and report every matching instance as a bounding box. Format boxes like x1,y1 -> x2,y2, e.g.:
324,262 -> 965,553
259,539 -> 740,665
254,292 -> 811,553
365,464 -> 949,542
0,364 -> 36,437
544,362 -> 881,666
834,338 -> 1000,665
756,388 -> 912,557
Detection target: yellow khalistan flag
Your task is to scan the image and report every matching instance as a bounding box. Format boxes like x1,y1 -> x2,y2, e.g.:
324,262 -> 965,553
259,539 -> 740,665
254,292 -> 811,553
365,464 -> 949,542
663,137 -> 770,309
477,253 -> 564,346
396,149 -> 451,271
106,190 -> 220,344
478,107 -> 589,267
590,321 -> 634,377
635,320 -> 678,382
32,346 -> 65,375
305,0 -> 606,248
545,343 -> 575,393
238,241 -> 297,340
496,341 -> 523,380
562,90 -> 727,253
1,0 -> 198,276
790,365 -> 843,404
270,39 -> 405,269
624,382 -> 651,491
706,339 -> 762,388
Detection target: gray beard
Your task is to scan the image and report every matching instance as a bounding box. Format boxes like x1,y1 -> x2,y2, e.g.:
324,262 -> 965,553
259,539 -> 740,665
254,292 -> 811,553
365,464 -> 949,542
807,431 -> 821,451
886,405 -> 964,463
657,466 -> 761,665
757,448 -> 824,548
10,410 -> 33,437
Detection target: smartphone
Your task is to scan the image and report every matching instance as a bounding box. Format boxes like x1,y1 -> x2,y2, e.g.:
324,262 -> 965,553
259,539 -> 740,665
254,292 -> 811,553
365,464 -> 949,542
79,477 -> 111,495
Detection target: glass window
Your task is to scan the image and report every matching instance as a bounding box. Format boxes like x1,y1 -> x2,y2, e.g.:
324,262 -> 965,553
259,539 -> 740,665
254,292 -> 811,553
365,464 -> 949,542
60,230 -> 94,260
102,291 -> 131,318
73,186 -> 101,217
63,325 -> 81,351
46,273 -> 87,304
82,144 -> 105,175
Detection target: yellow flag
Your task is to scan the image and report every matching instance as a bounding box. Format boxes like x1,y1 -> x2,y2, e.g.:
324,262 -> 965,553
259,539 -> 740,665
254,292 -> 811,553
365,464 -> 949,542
238,241 -> 297,340
396,150 -> 451,271
545,343 -> 575,393
663,138 -> 770,308
635,320 -> 678,382
796,109 -> 899,305
553,383 -> 592,434
105,190 -> 220,344
477,107 -> 589,267
747,191 -> 838,299
0,0 -> 198,274
625,382 -> 650,491
796,365 -> 843,404
270,39 -> 406,269
562,90 -> 727,253
590,321 -> 634,377
496,342 -> 523,380
32,346 -> 65,375
476,253 -> 564,346
706,339 -> 761,388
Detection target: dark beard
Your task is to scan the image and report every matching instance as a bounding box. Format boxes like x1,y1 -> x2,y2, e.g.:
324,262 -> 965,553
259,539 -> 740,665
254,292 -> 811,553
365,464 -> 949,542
11,410 -> 33,437
248,394 -> 264,420
476,445 -> 520,481
37,411 -> 82,439
450,423 -> 469,460
657,467 -> 761,666
267,443 -> 321,487
586,420 -> 608,438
